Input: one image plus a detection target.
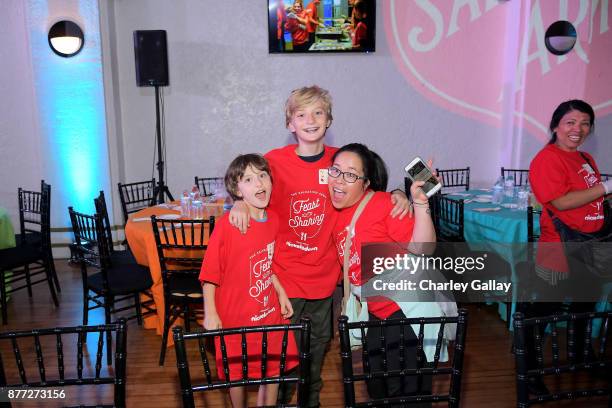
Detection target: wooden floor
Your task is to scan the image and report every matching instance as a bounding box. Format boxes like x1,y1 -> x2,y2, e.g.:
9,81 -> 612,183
0,260 -> 608,407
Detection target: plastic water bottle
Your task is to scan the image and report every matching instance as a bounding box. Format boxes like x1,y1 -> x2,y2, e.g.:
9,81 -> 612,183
180,190 -> 191,217
504,175 -> 515,200
517,186 -> 529,210
492,177 -> 504,204
191,200 -> 203,219
223,195 -> 233,213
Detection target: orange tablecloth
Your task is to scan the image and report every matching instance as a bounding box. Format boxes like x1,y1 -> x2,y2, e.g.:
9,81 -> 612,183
124,202 -> 223,337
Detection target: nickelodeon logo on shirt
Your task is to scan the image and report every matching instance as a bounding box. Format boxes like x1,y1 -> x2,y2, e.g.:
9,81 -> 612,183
288,190 -> 327,242
249,244 -> 275,307
577,163 -> 603,215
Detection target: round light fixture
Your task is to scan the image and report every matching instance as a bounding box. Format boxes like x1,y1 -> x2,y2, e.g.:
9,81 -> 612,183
48,20 -> 84,57
544,20 -> 577,56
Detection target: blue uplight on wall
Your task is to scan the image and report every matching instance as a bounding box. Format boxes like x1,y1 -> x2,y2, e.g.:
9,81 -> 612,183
26,0 -> 111,227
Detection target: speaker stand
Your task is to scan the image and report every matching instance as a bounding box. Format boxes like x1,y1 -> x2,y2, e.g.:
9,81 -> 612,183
153,85 -> 174,204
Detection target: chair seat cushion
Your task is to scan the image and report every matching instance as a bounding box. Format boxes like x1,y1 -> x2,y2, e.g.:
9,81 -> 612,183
167,274 -> 202,299
0,244 -> 43,269
88,264 -> 153,296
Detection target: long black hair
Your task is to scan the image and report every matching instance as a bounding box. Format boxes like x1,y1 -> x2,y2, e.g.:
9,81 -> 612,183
331,143 -> 388,191
548,99 -> 595,144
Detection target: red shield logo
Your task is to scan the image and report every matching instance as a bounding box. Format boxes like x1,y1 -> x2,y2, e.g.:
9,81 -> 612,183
384,1 -> 612,140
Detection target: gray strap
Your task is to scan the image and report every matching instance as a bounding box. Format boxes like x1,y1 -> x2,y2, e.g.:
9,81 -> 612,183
342,191 -> 375,313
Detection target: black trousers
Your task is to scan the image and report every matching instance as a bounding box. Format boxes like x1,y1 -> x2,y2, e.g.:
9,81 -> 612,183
279,297 -> 332,408
367,310 -> 433,407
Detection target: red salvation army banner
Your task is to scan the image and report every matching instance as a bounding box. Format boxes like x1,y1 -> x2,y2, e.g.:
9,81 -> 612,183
384,0 -> 612,140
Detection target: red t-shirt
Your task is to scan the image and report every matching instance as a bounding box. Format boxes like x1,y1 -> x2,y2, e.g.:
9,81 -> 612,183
286,10 -> 308,45
333,191 -> 416,319
199,212 -> 297,380
352,21 -> 367,47
265,145 -> 341,299
529,144 -> 604,271
305,2 -> 319,33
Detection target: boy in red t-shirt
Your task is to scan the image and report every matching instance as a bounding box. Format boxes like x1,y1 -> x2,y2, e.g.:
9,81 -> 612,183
200,154 -> 296,407
229,85 -> 410,407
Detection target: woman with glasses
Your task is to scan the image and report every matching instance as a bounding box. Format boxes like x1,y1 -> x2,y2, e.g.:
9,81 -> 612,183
328,143 -> 449,404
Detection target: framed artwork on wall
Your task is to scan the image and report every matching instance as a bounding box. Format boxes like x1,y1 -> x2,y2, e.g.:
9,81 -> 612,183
268,0 -> 375,53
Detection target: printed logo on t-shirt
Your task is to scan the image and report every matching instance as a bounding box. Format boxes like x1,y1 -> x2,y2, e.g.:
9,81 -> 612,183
335,227 -> 361,283
577,161 -> 604,219
249,243 -> 275,307
287,190 -> 326,248
319,169 -> 328,184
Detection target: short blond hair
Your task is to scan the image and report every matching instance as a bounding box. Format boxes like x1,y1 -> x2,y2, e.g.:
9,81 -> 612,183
284,85 -> 333,127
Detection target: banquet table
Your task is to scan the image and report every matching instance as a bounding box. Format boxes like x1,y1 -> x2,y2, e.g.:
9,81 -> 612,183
0,207 -> 16,250
124,202 -> 223,337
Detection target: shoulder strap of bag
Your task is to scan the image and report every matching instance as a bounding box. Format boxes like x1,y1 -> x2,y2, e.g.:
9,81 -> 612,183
579,152 -> 594,170
342,191 -> 375,311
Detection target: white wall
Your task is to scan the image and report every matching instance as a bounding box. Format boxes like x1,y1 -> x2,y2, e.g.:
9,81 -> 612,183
108,0 -> 501,195
0,0 -> 43,218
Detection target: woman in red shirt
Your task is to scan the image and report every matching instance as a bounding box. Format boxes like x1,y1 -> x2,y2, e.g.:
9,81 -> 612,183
525,100 -> 612,395
328,143 -> 444,401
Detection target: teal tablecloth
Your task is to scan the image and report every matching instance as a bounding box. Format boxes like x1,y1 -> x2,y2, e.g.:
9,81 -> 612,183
447,189 -> 539,327
0,207 -> 16,250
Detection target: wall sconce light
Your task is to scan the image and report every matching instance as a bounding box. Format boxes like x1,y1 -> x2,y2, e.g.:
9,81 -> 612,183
544,21 -> 577,56
48,20 -> 84,57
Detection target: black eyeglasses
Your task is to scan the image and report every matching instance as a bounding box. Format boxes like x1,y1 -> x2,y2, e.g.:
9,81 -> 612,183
327,166 -> 367,183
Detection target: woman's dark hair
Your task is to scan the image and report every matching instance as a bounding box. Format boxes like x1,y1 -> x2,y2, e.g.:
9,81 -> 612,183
548,99 -> 595,144
331,143 -> 388,191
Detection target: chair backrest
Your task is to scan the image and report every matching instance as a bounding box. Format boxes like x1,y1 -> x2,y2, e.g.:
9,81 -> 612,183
17,180 -> 51,249
431,194 -> 465,242
338,310 -> 468,407
94,190 -> 115,253
173,318 -> 311,408
435,168 -> 470,192
69,207 -> 113,286
601,173 -> 611,182
526,206 -> 542,267
151,216 -> 216,294
194,176 -> 224,197
501,167 -> 530,187
0,319 -> 127,407
513,311 -> 612,406
117,179 -> 156,224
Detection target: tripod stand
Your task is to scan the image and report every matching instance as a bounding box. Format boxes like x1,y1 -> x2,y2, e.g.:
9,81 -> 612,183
153,85 -> 174,204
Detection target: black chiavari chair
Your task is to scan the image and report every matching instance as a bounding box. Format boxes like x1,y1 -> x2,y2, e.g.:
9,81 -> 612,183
0,319 -> 127,408
513,311 -> 612,407
0,181 -> 59,324
173,317 -> 311,408
152,216 -> 215,365
430,194 -> 465,242
338,310 -> 468,407
69,207 -> 152,362
117,179 -> 157,225
501,167 -> 530,187
194,176 -> 224,197
436,168 -> 470,193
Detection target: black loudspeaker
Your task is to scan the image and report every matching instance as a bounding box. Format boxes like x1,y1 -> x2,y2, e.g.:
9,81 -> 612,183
133,30 -> 169,87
